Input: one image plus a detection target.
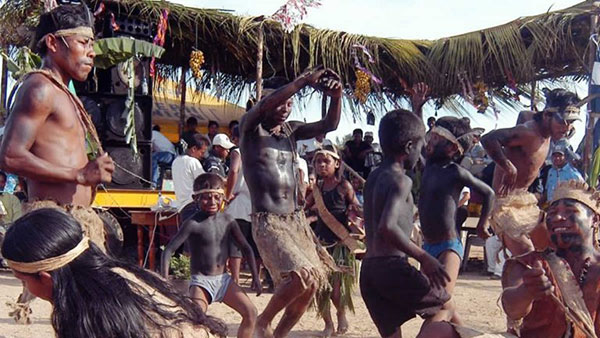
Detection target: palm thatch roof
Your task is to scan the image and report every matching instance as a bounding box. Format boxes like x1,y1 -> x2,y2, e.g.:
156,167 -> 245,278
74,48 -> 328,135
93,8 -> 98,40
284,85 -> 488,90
0,0 -> 598,107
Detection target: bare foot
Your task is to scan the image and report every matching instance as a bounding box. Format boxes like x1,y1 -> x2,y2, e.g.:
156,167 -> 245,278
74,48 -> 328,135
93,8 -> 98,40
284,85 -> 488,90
321,324 -> 334,337
336,313 -> 349,335
256,315 -> 274,338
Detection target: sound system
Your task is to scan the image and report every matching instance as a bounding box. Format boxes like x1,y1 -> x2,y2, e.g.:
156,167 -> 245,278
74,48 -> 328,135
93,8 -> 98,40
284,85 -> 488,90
74,8 -> 155,189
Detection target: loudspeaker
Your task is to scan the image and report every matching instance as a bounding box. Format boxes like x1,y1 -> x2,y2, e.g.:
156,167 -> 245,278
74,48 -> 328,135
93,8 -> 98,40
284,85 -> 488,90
79,95 -> 152,143
105,142 -> 152,189
101,10 -> 153,41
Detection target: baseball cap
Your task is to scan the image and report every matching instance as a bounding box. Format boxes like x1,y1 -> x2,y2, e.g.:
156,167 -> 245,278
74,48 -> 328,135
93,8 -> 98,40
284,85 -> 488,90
552,144 -> 566,155
364,131 -> 374,138
212,134 -> 235,149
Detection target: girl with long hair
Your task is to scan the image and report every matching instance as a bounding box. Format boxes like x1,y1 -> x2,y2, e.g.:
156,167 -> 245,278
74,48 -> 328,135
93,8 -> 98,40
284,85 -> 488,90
2,208 -> 227,338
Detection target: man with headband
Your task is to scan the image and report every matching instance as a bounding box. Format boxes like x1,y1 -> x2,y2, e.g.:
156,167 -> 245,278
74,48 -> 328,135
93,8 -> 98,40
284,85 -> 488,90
418,116 -> 495,325
240,69 -> 342,338
481,88 -> 580,258
0,4 -> 114,322
161,173 -> 261,338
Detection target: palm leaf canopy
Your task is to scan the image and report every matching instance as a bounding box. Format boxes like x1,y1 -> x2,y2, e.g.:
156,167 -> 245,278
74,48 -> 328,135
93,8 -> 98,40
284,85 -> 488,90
0,0 -> 597,106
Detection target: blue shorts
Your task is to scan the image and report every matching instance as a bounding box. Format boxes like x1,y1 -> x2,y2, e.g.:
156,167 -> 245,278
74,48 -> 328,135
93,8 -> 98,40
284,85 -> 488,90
423,238 -> 464,261
190,272 -> 232,304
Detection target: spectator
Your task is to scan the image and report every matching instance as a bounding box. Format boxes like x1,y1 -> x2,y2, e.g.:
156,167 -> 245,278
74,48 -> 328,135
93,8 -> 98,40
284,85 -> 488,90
171,134 -> 210,207
207,120 -> 220,144
228,120 -> 239,137
343,128 -> 371,177
180,117 -> 198,145
427,116 -> 436,131
0,171 -> 23,267
151,125 -> 177,186
544,144 -> 584,203
203,134 -> 235,178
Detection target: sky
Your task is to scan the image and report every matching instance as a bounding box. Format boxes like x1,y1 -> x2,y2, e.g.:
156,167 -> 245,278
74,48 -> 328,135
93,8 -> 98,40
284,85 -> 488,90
169,0 -> 588,145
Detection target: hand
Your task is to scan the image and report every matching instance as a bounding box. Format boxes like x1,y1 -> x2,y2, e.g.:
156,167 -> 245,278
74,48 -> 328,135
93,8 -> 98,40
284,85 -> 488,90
298,65 -> 326,86
419,253 -> 450,288
522,266 -> 554,300
77,153 -> 115,186
410,82 -> 431,111
251,278 -> 263,296
498,160 -> 518,196
477,225 -> 491,240
316,69 -> 343,98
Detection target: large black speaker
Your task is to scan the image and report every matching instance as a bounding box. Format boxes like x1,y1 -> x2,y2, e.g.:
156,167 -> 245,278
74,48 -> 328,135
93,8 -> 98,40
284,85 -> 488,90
80,94 -> 152,143
105,142 -> 152,189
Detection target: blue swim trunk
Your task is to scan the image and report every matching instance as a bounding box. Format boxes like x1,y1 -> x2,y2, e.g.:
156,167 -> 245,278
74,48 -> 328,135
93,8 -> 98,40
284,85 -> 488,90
190,272 -> 232,304
423,238 -> 464,261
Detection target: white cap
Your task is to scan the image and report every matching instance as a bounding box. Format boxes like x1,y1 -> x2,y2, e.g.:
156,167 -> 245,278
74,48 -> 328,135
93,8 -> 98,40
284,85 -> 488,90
212,134 -> 235,149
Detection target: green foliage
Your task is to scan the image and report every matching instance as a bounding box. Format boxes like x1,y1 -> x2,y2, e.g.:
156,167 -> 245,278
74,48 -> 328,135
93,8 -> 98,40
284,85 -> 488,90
93,37 -> 165,69
0,47 -> 41,80
123,57 -> 138,154
589,146 -> 600,189
170,254 -> 191,280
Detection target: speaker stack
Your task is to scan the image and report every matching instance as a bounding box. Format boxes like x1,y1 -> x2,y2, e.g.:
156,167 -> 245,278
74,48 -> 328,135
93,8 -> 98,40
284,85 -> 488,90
75,8 -> 155,189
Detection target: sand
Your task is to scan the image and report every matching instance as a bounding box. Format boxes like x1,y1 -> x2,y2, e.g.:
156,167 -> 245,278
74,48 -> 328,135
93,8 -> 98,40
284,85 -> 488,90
0,258 -> 507,338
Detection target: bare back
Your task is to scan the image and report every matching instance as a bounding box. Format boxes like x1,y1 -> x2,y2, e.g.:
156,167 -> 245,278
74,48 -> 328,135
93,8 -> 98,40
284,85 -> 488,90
486,122 -> 550,192
240,122 -> 298,214
2,73 -> 92,205
363,165 -> 414,258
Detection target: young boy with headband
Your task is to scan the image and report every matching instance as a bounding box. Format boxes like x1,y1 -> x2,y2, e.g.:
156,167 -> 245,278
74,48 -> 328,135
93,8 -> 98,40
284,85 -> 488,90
304,146 -> 362,337
418,117 -> 495,325
161,173 -> 261,338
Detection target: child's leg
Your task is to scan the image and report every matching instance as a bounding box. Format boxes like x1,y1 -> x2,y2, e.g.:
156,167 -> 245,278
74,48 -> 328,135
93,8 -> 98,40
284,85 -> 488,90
330,277 -> 349,334
438,251 -> 462,325
189,285 -> 210,312
222,282 -> 258,338
321,305 -> 334,337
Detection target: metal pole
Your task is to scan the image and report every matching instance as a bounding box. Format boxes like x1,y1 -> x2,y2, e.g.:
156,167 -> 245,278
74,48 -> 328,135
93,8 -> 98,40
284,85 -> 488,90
530,81 -> 536,110
256,23 -> 264,101
584,3 -> 600,174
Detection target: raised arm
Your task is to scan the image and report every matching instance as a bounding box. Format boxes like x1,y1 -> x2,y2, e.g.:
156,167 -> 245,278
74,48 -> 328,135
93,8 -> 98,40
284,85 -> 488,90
160,219 -> 194,278
240,67 -> 327,134
481,125 -> 529,195
291,70 -> 342,141
0,77 -> 113,185
379,176 -> 449,288
229,219 -> 262,295
456,165 -> 495,239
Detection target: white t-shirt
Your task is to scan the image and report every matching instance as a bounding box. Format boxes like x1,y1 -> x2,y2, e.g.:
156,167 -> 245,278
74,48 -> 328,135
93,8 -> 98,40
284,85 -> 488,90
225,149 -> 252,222
152,130 -> 176,154
171,154 -> 205,206
297,156 -> 309,184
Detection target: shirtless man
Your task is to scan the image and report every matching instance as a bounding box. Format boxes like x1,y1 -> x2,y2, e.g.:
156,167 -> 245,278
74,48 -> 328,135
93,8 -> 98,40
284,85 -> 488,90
161,173 -> 260,338
361,109 -> 450,338
240,68 -> 342,338
0,4 -> 114,322
420,180 -> 600,337
481,88 -> 579,256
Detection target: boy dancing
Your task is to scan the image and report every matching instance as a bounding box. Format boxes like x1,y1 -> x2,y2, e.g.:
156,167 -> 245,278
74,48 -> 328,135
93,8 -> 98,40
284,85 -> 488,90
418,117 -> 495,325
361,109 -> 451,338
161,173 -> 261,338
240,67 -> 342,338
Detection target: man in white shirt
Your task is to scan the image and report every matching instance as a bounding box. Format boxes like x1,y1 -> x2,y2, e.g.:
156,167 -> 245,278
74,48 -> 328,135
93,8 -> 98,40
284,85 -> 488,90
151,126 -> 177,186
171,133 -> 210,207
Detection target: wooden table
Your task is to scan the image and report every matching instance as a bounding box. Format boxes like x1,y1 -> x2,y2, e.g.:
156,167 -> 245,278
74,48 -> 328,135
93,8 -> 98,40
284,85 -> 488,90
131,210 -> 180,271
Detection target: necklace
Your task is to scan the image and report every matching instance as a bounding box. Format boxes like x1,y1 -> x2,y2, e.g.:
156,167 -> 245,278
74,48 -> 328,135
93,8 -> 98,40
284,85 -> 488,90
578,257 -> 592,285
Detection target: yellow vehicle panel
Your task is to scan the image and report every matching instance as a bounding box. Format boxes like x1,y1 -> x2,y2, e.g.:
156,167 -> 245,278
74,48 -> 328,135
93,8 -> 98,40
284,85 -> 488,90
93,189 -> 176,208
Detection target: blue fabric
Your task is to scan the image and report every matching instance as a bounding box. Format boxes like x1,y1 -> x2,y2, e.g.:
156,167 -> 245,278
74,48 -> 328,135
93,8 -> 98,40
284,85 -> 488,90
545,163 -> 584,201
423,238 -> 464,261
152,151 -> 176,184
189,272 -> 232,304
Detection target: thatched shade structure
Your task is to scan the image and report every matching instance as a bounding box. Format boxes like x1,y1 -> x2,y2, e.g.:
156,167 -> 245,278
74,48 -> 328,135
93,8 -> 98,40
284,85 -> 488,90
0,0 -> 598,106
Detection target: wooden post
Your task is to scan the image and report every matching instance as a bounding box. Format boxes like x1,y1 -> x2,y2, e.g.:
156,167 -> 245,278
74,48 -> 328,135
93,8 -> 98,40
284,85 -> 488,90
256,23 -> 264,101
0,56 -> 8,118
584,3 -> 600,174
179,66 -> 188,135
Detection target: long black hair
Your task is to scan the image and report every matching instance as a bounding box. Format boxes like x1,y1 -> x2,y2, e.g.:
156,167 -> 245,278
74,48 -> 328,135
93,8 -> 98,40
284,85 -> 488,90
1,208 -> 227,338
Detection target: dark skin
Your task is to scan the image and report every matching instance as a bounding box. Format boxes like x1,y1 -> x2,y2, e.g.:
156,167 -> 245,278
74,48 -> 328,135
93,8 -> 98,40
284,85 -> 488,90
481,112 -> 573,255
239,67 -> 342,338
0,32 -> 114,206
501,199 -> 600,336
419,135 -> 495,242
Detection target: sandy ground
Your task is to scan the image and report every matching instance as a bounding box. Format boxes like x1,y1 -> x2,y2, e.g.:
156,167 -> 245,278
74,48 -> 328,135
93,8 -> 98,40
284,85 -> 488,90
0,251 -> 508,338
